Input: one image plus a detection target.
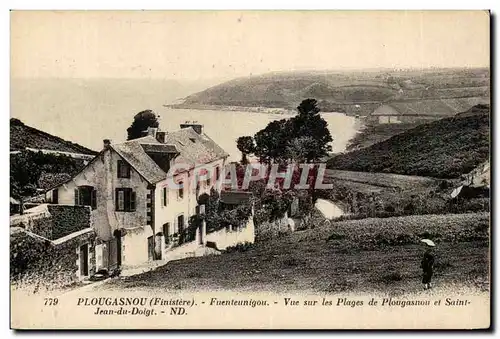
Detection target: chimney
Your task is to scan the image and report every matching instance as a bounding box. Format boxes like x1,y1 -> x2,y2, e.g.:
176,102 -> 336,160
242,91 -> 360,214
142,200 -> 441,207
156,131 -> 166,143
103,139 -> 112,149
180,121 -> 203,135
146,127 -> 158,138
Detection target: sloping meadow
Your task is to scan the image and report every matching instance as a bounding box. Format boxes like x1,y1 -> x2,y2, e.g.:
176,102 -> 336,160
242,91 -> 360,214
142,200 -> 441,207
297,213 -> 489,251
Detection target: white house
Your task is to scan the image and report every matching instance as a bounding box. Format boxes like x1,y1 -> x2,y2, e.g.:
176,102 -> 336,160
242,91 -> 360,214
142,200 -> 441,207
45,123 -> 254,274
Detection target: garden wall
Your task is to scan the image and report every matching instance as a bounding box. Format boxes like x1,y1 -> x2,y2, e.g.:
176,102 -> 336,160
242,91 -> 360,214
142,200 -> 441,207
10,228 -> 96,292
205,217 -> 255,250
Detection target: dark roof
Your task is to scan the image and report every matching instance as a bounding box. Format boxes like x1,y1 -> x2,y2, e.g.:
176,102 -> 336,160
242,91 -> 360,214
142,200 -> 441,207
10,118 -> 98,155
372,97 -> 490,117
47,128 -> 229,188
141,143 -> 178,153
220,191 -> 252,205
164,127 -> 229,168
111,136 -> 172,184
111,129 -> 228,184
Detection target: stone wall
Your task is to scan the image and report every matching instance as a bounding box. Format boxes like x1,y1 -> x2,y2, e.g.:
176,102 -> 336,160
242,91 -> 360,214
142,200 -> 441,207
205,217 -> 255,250
10,204 -> 92,241
48,205 -> 92,240
10,228 -> 96,292
10,205 -> 53,239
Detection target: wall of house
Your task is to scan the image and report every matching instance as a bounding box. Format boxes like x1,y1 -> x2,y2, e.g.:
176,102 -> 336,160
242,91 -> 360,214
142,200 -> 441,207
205,217 -> 255,250
54,149 -> 150,241
120,225 -> 154,267
154,158 -> 226,240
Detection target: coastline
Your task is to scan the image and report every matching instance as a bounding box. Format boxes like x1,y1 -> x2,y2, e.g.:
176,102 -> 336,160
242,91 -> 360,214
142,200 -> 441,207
163,103 -> 360,117
164,103 -> 296,115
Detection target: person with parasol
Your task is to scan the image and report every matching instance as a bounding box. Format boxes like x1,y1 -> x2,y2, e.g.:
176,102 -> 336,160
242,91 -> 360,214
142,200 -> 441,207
420,239 -> 436,290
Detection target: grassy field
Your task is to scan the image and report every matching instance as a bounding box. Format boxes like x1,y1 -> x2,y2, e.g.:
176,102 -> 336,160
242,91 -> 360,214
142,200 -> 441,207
325,169 -> 438,190
103,213 -> 489,295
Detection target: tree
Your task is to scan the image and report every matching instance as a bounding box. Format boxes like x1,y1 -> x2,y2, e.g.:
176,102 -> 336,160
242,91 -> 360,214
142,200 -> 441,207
10,151 -> 43,214
284,136 -> 318,163
289,99 -> 333,161
249,99 -> 333,164
297,98 -> 321,116
127,110 -> 159,140
236,136 -> 256,165
253,119 -> 290,164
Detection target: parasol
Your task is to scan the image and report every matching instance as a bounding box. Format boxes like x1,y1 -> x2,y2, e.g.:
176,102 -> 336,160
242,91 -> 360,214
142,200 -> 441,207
420,239 -> 436,247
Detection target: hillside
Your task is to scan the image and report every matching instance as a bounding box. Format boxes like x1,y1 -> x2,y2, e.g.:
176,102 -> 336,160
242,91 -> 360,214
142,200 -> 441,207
327,105 -> 490,179
10,118 -> 97,155
169,68 -> 490,115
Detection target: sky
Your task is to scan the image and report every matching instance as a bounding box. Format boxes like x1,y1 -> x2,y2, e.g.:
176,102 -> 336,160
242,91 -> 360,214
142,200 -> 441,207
10,10 -> 490,80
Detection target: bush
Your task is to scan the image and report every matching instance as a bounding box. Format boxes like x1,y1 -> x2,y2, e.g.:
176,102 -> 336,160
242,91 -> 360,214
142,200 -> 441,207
225,242 -> 254,253
380,271 -> 403,284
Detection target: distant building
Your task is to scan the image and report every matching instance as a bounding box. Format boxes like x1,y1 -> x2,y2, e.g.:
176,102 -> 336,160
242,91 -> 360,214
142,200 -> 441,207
370,97 -> 490,124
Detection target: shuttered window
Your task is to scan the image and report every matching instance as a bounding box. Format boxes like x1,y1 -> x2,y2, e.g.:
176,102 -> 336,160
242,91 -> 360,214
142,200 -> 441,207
75,186 -> 97,210
162,187 -> 168,207
115,188 -> 136,212
91,190 -> 97,210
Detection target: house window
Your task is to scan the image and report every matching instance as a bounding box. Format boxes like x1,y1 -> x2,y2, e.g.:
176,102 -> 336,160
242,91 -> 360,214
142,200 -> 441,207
162,187 -> 168,207
163,222 -> 171,244
117,160 -> 131,178
115,188 -> 136,212
178,180 -> 184,200
74,186 -> 97,210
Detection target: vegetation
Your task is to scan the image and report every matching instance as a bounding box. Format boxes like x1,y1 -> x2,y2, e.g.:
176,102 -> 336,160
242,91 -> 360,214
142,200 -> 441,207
10,118 -> 97,155
10,150 -> 83,213
126,109 -> 160,140
224,242 -> 254,253
188,189 -> 253,237
328,105 -> 490,178
322,213 -> 489,249
237,99 -> 333,164
236,136 -> 255,165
